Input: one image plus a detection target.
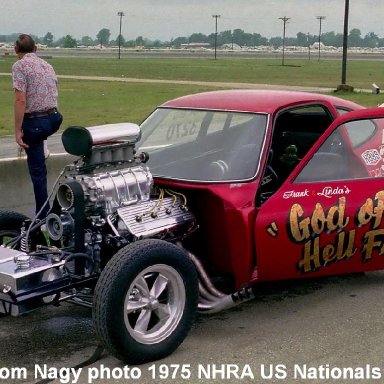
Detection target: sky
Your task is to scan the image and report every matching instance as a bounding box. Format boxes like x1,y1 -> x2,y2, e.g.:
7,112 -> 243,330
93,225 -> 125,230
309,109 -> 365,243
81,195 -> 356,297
1,0 -> 384,42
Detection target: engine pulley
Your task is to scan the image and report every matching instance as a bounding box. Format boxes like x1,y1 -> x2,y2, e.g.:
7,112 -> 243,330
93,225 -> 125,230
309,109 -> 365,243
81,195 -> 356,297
46,212 -> 74,241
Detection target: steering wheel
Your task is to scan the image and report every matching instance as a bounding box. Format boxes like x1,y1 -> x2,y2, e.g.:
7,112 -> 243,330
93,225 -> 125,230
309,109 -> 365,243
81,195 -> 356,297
204,160 -> 229,180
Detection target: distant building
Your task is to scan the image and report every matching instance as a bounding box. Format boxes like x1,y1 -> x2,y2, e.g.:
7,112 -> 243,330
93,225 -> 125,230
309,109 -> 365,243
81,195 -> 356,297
180,42 -> 210,49
221,43 -> 242,50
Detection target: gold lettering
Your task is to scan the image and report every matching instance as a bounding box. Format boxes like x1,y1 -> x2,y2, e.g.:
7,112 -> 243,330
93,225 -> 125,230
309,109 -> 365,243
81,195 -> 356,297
322,243 -> 336,263
311,203 -> 326,235
298,231 -> 357,273
327,197 -> 349,231
357,191 -> 384,229
336,230 -> 356,260
298,237 -> 321,273
289,203 -> 310,242
290,198 -> 351,243
373,191 -> 384,229
357,198 -> 373,226
362,229 -> 384,261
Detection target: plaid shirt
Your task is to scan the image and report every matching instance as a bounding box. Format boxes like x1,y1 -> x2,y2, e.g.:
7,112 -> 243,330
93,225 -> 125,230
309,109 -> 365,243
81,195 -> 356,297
12,53 -> 58,113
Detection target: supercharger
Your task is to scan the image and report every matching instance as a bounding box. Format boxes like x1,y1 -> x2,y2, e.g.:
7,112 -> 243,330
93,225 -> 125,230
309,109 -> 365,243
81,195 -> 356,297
47,123 -> 195,244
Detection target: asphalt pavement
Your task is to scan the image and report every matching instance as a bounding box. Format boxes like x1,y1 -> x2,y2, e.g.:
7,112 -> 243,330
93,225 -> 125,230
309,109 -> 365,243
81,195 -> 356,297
2,272 -> 384,384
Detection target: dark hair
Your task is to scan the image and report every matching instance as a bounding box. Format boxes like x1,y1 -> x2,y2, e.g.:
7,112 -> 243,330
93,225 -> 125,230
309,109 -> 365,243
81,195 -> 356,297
15,34 -> 36,53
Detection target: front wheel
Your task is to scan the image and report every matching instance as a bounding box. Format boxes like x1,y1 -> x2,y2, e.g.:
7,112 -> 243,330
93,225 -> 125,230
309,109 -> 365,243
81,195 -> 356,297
93,239 -> 198,364
0,210 -> 30,247
0,210 -> 46,250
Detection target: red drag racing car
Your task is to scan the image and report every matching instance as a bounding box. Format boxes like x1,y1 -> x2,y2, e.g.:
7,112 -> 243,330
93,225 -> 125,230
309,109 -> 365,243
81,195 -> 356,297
1,89 -> 384,363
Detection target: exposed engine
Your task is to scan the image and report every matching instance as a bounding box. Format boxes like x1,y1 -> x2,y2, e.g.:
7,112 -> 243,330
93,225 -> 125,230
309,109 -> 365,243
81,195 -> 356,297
0,123 -> 254,320
50,164 -> 193,241
0,123 -> 195,315
46,123 -> 195,251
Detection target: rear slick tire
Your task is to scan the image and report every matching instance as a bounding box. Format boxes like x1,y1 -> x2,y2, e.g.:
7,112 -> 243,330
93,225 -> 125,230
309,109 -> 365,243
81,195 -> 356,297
93,239 -> 198,364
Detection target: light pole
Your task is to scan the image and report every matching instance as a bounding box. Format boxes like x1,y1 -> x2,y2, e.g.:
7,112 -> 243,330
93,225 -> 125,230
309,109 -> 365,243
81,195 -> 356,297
279,16 -> 290,66
316,16 -> 326,61
212,14 -> 220,60
341,0 -> 350,86
117,11 -> 125,59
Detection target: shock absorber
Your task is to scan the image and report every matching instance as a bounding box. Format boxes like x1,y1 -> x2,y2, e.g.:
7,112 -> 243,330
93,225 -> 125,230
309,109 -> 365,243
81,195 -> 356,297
20,220 -> 32,252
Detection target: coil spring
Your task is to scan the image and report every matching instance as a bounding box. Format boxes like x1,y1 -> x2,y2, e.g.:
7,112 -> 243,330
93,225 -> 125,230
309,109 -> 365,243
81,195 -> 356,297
20,224 -> 31,252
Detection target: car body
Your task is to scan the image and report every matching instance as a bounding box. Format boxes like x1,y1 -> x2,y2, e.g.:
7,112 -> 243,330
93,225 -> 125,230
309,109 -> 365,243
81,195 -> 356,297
137,90 -> 367,288
1,89 -> 383,364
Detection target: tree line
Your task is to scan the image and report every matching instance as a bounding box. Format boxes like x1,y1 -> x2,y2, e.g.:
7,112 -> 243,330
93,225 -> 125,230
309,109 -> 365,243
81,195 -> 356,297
1,28 -> 384,49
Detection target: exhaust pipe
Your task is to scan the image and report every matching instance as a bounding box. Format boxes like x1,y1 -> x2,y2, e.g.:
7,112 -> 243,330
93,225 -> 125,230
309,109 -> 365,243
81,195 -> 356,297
185,250 -> 255,314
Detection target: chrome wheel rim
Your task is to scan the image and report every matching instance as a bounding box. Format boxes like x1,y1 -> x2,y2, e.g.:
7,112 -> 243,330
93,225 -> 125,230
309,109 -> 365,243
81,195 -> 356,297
124,264 -> 186,344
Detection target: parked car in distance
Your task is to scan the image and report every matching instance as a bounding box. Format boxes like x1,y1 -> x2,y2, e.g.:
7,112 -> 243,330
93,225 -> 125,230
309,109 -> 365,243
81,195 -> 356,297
2,89 -> 384,364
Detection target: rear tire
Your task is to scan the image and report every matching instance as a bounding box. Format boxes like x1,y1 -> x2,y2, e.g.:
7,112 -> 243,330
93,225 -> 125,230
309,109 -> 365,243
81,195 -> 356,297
93,239 -> 198,364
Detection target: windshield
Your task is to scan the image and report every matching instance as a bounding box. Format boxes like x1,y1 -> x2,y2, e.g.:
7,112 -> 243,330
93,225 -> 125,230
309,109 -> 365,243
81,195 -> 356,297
137,107 -> 268,182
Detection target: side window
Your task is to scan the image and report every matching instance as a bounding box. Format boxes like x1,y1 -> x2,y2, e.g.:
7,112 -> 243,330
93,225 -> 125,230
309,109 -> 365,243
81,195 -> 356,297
344,119 -> 376,147
295,117 -> 384,183
269,104 -> 333,184
259,104 -> 333,204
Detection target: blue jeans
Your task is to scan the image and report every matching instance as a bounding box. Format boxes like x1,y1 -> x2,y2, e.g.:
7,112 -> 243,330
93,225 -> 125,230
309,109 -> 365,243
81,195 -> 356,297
22,110 -> 63,218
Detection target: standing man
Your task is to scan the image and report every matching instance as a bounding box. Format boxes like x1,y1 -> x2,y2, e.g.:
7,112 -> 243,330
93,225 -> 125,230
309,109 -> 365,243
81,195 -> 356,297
12,34 -> 63,218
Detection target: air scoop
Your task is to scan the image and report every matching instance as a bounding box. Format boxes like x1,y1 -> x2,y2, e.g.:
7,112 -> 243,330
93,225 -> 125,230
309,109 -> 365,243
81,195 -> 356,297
62,123 -> 141,156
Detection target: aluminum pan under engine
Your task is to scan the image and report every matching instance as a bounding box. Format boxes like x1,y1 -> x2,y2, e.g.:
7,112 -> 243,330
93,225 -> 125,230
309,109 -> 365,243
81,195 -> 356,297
0,247 -> 66,315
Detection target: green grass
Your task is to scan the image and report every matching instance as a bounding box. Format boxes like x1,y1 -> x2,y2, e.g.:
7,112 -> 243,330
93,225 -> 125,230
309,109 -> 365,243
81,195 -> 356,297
331,90 -> 384,107
1,56 -> 384,88
1,56 -> 384,136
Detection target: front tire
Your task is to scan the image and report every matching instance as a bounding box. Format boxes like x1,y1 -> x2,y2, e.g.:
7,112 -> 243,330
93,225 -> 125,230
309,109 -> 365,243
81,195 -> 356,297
0,210 -> 46,250
0,210 -> 30,247
93,239 -> 198,364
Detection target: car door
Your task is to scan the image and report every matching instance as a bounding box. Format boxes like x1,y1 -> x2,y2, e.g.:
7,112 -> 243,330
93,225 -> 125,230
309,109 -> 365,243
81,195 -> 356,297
255,108 -> 384,281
